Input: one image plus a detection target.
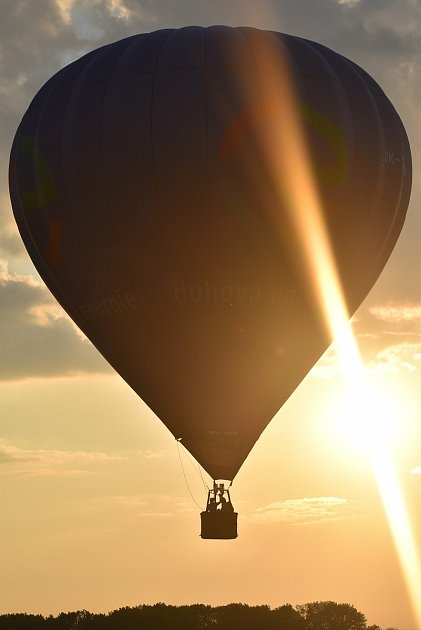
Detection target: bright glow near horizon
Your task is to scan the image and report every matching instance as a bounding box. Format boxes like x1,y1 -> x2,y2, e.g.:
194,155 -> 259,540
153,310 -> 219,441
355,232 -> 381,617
262,44 -> 421,627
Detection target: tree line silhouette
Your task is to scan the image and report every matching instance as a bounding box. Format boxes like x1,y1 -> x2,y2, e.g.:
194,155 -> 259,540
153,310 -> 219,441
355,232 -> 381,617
0,601 -> 397,630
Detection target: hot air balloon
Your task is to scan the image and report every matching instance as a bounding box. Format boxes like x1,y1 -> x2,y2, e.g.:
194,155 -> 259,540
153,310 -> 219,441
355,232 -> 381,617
9,26 -> 411,539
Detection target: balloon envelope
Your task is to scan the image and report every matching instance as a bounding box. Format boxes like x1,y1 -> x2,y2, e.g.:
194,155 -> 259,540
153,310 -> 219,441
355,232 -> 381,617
9,27 -> 411,480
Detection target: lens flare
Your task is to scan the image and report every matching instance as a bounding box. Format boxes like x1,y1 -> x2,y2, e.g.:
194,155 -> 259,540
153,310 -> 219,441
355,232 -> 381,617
261,44 -> 421,627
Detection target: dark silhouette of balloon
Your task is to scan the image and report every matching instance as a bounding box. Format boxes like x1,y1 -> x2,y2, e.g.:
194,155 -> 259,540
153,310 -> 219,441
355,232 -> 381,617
9,27 -> 411,481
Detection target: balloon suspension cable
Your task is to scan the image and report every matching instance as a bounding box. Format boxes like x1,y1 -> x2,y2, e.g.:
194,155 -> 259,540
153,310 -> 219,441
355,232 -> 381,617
180,441 -> 210,492
197,462 -> 210,493
176,438 -> 205,511
187,450 -> 210,493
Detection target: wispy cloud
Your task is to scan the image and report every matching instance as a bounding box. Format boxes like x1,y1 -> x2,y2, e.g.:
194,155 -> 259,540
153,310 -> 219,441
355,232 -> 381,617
337,0 -> 361,6
250,496 -> 353,526
370,304 -> 421,324
0,467 -> 98,478
373,342 -> 421,374
0,439 -> 122,465
0,439 -> 164,477
105,0 -> 132,20
55,0 -> 132,24
361,303 -> 421,374
311,303 -> 421,378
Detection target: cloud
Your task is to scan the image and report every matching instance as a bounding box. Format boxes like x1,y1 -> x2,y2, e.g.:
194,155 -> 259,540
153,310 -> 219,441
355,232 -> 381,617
0,467 -> 97,478
311,302 -> 421,377
0,259 -> 111,380
410,467 -> 421,475
0,438 -> 121,465
370,304 -> 421,324
0,439 -> 165,478
55,0 -> 132,24
0,438 -> 126,477
373,342 -> 421,374
358,304 -> 421,373
250,496 -> 353,525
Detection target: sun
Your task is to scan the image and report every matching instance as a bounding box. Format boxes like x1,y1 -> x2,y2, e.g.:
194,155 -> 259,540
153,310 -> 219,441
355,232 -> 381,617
334,374 -> 408,457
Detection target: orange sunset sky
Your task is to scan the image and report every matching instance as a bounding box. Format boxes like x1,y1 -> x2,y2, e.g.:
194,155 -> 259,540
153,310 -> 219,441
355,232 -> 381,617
0,1 -> 420,629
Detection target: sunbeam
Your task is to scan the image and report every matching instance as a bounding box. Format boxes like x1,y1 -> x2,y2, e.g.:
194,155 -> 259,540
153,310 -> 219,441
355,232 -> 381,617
259,40 -> 421,627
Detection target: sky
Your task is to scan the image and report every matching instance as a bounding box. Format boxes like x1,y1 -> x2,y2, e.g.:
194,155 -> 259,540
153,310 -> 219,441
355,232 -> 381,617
0,0 -> 420,628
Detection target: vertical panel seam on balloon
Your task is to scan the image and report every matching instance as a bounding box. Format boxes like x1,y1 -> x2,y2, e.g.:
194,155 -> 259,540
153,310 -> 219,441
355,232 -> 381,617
346,58 -> 387,203
367,92 -> 409,287
149,28 -> 176,321
203,27 -> 217,448
148,29 -> 181,442
307,41 -> 357,275
337,56 -> 380,299
331,52 -> 358,200
236,26 -> 267,478
307,41 -> 356,190
344,59 -> 393,295
99,37 -> 145,194
241,26 -> 266,296
57,45 -> 123,313
60,52 -> 103,199
290,37 -> 324,189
